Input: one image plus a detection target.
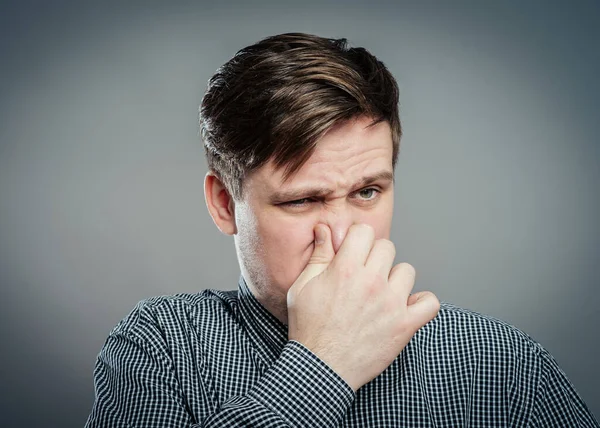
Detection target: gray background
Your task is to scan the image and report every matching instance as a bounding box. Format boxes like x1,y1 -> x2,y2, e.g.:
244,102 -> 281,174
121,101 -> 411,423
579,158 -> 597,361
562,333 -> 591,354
0,0 -> 598,426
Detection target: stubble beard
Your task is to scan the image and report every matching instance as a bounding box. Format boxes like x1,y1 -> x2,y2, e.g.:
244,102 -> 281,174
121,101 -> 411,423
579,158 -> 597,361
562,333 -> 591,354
234,231 -> 289,325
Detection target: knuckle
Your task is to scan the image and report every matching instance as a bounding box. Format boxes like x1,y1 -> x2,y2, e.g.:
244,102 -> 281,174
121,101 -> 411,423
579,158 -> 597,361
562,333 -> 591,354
337,263 -> 355,280
366,273 -> 386,295
365,282 -> 378,297
309,254 -> 331,264
372,272 -> 387,286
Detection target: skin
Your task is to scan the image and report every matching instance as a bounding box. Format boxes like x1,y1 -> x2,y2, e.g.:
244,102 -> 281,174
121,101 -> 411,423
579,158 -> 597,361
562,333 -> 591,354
205,115 -> 396,324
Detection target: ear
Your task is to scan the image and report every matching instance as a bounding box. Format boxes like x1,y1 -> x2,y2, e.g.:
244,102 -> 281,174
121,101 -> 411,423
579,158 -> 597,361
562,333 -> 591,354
204,172 -> 237,235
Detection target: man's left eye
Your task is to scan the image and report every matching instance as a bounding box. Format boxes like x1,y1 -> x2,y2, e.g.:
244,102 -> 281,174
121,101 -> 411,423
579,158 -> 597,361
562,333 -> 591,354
357,188 -> 379,199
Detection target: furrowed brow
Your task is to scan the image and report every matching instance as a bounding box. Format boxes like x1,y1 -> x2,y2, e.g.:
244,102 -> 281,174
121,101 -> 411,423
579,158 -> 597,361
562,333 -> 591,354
269,187 -> 333,204
269,170 -> 393,204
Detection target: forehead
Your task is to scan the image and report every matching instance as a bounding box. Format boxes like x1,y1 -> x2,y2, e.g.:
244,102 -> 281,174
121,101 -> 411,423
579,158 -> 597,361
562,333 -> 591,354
247,116 -> 394,194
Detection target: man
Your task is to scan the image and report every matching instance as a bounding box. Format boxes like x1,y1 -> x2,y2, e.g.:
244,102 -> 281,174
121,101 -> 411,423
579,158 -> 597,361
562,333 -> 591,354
86,33 -> 599,427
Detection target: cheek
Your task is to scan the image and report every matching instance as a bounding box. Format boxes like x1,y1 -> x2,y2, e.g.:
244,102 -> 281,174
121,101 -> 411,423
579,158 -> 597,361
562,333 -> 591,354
374,208 -> 394,239
376,193 -> 394,238
355,201 -> 394,240
257,216 -> 317,282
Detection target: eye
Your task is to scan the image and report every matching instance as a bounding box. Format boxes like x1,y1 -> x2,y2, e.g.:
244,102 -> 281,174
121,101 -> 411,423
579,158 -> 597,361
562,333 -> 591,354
283,198 -> 312,207
356,188 -> 380,200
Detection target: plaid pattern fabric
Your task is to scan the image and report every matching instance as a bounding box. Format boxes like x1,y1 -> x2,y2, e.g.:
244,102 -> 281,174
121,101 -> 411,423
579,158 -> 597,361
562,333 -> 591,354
86,277 -> 599,427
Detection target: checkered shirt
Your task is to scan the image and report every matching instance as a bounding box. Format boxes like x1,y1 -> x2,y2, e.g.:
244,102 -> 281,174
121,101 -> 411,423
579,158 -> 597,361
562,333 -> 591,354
85,277 -> 599,427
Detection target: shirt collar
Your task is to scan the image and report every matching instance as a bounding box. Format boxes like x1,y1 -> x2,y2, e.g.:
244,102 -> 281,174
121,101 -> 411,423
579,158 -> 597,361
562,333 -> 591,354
237,275 -> 288,363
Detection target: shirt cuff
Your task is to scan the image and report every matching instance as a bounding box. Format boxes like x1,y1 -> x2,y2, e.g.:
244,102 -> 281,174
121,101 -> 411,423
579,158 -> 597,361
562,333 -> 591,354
247,340 -> 355,427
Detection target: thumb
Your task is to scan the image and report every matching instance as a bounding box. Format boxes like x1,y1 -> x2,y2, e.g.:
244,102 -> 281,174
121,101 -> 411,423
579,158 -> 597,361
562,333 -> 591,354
290,224 -> 335,292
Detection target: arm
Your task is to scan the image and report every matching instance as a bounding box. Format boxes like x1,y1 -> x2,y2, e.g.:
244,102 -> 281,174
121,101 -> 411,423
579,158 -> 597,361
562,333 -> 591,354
529,348 -> 599,427
86,224 -> 439,427
206,340 -> 354,427
85,327 -> 354,428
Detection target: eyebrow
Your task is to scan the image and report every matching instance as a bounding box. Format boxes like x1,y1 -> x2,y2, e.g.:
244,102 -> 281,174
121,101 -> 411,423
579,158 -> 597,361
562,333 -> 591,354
268,170 -> 394,204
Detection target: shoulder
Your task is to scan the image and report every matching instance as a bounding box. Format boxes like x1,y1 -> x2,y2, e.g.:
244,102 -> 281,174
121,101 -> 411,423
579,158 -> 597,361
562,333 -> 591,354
416,301 -> 546,362
409,304 -> 599,425
108,288 -> 240,340
407,301 -> 550,406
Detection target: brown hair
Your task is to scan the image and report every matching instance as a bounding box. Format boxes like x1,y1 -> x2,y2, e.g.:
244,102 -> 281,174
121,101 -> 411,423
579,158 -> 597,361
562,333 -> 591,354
199,32 -> 401,201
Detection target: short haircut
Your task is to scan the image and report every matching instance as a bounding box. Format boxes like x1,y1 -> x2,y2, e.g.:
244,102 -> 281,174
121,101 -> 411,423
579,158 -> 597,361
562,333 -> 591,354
199,32 -> 401,201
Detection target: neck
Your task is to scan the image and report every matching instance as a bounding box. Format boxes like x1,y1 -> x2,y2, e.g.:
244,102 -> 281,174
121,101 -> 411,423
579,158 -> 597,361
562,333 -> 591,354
244,276 -> 289,325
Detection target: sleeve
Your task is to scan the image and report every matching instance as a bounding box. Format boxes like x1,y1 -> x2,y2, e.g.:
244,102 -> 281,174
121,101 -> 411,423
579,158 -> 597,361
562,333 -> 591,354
204,341 -> 355,427
529,348 -> 599,427
85,310 -> 355,427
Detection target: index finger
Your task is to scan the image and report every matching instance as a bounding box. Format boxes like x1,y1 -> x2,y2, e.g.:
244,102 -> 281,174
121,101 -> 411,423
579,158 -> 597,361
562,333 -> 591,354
333,223 -> 376,267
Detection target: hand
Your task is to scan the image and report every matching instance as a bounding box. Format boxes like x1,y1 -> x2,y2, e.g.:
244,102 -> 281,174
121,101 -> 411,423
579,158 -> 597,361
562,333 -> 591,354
287,223 -> 440,392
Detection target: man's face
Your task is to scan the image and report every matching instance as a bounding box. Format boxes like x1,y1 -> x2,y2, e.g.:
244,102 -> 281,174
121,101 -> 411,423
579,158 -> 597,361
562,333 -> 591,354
233,115 -> 395,322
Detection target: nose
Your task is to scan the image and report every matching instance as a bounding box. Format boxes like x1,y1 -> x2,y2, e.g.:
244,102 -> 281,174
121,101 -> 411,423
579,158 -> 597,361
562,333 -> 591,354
324,208 -> 355,253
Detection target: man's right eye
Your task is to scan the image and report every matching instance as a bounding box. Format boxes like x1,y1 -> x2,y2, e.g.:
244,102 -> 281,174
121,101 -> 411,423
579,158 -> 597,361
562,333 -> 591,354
283,198 -> 312,207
